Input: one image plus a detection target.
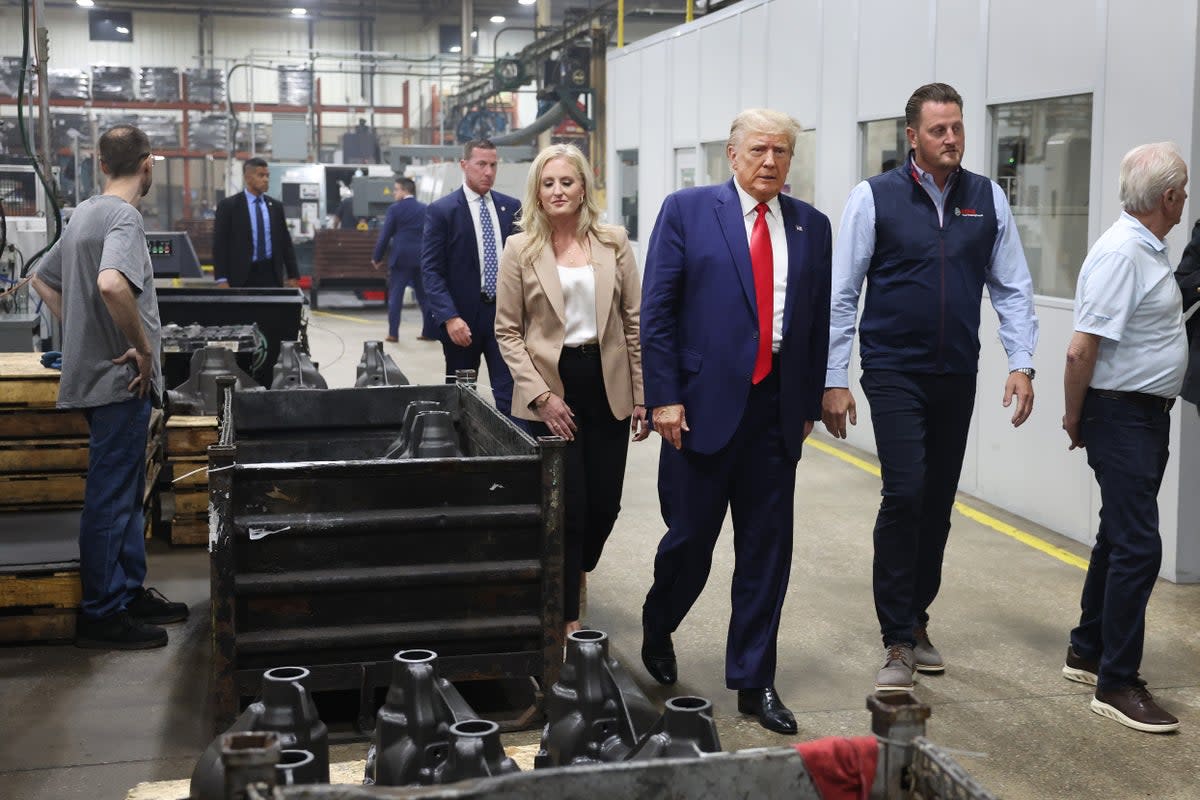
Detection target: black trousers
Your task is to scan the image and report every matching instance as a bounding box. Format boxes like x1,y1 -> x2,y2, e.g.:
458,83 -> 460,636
860,369 -> 976,647
242,258 -> 280,288
1071,390 -> 1170,690
530,346 -> 630,622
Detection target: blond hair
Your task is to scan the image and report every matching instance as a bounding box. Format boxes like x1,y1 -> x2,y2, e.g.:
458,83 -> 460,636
516,144 -> 622,263
727,108 -> 802,153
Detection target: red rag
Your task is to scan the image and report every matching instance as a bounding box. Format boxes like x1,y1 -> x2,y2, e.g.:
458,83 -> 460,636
794,736 -> 879,800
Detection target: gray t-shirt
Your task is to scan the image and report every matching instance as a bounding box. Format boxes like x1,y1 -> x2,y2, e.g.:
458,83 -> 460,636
36,194 -> 162,409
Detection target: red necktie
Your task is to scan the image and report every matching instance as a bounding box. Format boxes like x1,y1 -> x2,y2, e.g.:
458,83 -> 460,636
750,203 -> 774,383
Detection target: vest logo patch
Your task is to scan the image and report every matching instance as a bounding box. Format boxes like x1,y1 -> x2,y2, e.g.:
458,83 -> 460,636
954,207 -> 984,218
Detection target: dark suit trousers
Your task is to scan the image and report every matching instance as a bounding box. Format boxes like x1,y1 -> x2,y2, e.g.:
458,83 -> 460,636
242,258 -> 279,288
387,265 -> 425,338
1070,391 -> 1169,691
529,347 -> 630,621
441,302 -> 521,427
860,370 -> 975,647
643,366 -> 796,689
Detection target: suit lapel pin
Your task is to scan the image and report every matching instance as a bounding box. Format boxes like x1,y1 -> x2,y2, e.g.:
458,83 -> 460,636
795,224 -> 803,231
500,205 -> 507,212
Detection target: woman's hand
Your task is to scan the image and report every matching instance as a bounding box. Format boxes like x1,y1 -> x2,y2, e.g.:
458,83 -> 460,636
631,404 -> 649,442
536,392 -> 577,441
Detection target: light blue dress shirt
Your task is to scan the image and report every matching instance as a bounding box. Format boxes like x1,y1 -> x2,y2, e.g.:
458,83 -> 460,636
826,156 -> 1038,387
245,189 -> 273,261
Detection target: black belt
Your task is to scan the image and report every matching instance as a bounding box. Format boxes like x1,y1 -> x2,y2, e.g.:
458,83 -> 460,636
480,292 -> 496,304
562,343 -> 600,356
1091,389 -> 1175,413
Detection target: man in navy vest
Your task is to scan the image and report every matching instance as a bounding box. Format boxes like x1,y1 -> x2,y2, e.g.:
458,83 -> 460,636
823,83 -> 1038,692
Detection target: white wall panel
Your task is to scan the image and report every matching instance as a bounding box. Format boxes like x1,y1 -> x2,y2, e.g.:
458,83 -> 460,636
736,3 -> 769,112
935,0 -> 988,175
986,0 -> 1100,102
697,17 -> 741,142
638,45 -> 671,251
610,52 -> 642,151
669,33 -> 700,146
764,0 -> 820,126
856,0 -> 934,122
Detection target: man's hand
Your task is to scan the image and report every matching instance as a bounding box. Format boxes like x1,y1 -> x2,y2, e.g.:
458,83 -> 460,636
802,420 -> 814,441
535,393 -> 577,441
652,404 -> 689,450
114,348 -> 152,398
631,404 -> 650,442
371,260 -> 385,272
445,317 -> 472,347
821,388 -> 857,439
1003,371 -> 1034,427
285,278 -> 301,288
215,281 -> 231,289
1062,414 -> 1084,450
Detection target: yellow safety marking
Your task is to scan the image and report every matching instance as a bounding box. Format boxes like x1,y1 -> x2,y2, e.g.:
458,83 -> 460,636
311,310 -> 373,324
807,438 -> 1088,571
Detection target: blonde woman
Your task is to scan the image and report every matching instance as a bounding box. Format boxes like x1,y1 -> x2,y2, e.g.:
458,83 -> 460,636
495,144 -> 648,636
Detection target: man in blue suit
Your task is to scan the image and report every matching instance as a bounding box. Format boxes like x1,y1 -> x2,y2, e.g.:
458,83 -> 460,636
639,109 -> 832,734
372,176 -> 431,342
421,139 -> 522,419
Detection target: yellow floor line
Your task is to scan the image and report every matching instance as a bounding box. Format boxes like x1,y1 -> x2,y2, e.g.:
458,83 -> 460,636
807,438 -> 1089,571
310,309 -> 374,324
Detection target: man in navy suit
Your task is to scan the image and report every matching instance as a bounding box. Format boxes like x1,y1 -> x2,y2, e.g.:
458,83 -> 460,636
372,176 -> 430,342
213,157 -> 299,288
639,109 -> 832,734
421,139 -> 522,419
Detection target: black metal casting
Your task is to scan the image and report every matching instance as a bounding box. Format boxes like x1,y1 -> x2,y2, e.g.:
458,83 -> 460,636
364,650 -> 478,787
167,346 -> 261,415
625,696 -> 721,761
867,691 -> 932,798
356,340 -> 410,387
431,720 -> 520,784
535,630 -> 640,768
276,750 -> 322,787
271,341 -> 328,390
219,731 -> 280,800
383,400 -> 442,458
191,666 -> 331,800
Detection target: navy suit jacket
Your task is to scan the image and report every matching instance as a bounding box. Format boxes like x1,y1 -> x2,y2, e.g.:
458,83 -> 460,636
640,180 -> 832,461
420,187 -> 520,344
373,197 -> 428,272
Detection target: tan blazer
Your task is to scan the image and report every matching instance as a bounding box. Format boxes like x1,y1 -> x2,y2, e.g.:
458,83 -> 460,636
495,227 -> 645,422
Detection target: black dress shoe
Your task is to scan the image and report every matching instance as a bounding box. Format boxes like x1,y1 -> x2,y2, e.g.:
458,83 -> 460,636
641,627 -> 677,685
737,687 -> 797,735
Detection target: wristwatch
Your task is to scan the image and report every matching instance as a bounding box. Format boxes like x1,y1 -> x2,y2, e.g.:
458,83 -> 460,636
1012,367 -> 1036,379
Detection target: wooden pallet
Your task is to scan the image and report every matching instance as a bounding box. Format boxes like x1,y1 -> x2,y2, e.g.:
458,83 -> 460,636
174,487 -> 208,516
0,438 -> 89,473
0,568 -> 82,643
0,353 -> 61,409
170,514 -> 209,546
0,409 -> 88,439
165,415 -> 218,457
0,473 -> 88,508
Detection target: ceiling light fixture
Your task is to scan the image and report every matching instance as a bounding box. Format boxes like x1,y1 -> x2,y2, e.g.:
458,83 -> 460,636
76,0 -> 95,7
291,7 -> 307,16
470,30 -> 478,38
518,0 -> 536,5
449,45 -> 462,53
490,15 -> 506,23
115,26 -> 130,33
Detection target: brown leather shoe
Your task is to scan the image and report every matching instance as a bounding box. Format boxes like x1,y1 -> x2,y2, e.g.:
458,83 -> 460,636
384,336 -> 399,343
1062,645 -> 1099,686
1091,681 -> 1179,733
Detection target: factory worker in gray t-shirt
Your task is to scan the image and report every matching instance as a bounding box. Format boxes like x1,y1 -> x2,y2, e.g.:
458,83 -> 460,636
32,124 -> 188,651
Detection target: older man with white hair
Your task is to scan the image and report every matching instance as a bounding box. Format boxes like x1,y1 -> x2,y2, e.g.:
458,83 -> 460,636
1061,142 -> 1189,734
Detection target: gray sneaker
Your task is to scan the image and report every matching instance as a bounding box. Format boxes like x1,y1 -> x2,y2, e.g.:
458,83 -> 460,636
875,644 -> 916,692
913,626 -> 945,674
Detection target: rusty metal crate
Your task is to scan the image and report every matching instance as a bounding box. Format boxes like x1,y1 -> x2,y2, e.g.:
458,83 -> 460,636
207,379 -> 564,736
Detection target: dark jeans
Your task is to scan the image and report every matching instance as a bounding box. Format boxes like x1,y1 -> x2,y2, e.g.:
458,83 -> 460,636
80,397 -> 151,620
1070,390 -> 1170,690
644,365 -> 796,689
387,266 -> 425,338
529,347 -> 630,621
860,369 -> 976,647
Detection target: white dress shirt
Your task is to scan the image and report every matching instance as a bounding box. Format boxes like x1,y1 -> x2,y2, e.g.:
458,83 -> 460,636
557,265 -> 599,347
462,184 -> 504,281
733,180 -> 788,351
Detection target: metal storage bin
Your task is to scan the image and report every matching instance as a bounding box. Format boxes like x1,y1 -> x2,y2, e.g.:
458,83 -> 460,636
206,380 -> 565,735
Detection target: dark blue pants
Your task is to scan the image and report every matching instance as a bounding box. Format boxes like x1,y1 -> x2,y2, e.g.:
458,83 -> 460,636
643,369 -> 795,689
440,302 -> 520,427
80,397 -> 151,620
529,348 -> 630,621
387,265 -> 426,338
1070,391 -> 1170,691
861,370 -> 976,647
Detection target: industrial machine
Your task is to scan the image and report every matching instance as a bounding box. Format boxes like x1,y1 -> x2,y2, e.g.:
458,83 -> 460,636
145,230 -> 203,278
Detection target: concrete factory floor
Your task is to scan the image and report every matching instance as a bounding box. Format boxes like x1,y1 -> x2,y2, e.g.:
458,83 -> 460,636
1,302 -> 1198,800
